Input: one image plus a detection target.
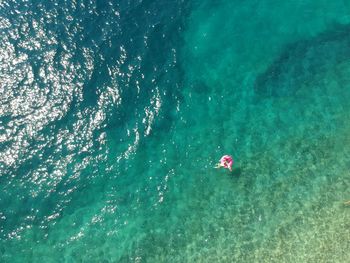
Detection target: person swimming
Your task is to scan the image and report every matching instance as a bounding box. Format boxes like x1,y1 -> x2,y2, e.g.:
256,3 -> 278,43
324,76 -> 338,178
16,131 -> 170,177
215,155 -> 233,171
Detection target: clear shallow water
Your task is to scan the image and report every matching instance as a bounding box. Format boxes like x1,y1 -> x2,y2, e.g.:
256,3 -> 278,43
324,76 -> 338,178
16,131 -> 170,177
1,0 -> 350,262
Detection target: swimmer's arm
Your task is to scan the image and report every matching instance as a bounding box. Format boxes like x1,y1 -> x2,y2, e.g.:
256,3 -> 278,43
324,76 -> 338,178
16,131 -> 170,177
214,163 -> 221,168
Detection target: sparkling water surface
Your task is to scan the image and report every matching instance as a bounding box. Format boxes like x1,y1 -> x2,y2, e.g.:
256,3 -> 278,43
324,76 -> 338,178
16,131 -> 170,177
1,0 -> 350,262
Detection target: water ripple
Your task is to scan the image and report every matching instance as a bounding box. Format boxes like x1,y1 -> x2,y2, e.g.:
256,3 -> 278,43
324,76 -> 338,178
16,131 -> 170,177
0,0 -> 186,261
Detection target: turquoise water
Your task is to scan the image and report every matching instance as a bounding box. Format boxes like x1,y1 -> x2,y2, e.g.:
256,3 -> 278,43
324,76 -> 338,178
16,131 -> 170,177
1,0 -> 350,262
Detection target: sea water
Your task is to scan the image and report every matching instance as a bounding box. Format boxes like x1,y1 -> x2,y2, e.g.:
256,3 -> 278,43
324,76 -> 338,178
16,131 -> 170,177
1,0 -> 350,262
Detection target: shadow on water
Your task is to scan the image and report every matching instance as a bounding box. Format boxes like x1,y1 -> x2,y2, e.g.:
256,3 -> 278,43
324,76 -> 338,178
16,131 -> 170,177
254,23 -> 350,98
230,167 -> 243,177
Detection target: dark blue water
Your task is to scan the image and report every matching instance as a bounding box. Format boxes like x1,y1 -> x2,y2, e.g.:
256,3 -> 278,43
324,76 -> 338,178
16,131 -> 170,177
1,0 -> 350,262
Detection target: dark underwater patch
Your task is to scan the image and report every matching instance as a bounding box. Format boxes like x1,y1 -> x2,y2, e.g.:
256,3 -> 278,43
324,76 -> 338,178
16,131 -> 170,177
254,23 -> 350,97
